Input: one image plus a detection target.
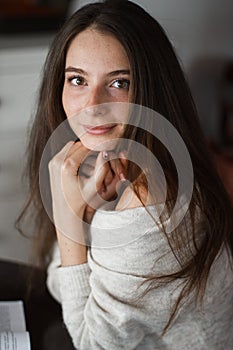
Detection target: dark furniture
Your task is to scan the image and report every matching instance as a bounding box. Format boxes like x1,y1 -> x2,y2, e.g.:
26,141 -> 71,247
0,259 -> 75,350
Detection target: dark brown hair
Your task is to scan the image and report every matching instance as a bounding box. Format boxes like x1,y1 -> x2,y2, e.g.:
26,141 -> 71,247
17,0 -> 233,333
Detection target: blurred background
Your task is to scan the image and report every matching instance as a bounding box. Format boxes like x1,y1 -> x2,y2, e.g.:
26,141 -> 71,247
0,0 -> 232,265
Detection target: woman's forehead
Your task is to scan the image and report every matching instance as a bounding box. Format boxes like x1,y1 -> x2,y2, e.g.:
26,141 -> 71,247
65,29 -> 130,71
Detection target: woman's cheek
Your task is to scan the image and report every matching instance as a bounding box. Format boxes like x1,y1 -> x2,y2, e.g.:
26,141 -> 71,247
62,87 -> 81,118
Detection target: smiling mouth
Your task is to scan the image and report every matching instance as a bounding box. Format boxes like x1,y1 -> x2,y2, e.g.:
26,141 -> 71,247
82,124 -> 117,135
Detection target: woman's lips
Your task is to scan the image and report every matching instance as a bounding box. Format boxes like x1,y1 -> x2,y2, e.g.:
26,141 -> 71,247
82,124 -> 117,135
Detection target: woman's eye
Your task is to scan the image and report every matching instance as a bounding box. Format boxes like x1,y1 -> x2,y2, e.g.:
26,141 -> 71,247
68,76 -> 86,86
111,79 -> 130,90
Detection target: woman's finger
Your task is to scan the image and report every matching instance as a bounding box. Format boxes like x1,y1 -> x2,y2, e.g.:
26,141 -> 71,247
92,151 -> 110,193
78,162 -> 94,178
83,205 -> 96,224
62,142 -> 91,176
104,168 -> 114,187
119,151 -> 128,170
109,155 -> 126,181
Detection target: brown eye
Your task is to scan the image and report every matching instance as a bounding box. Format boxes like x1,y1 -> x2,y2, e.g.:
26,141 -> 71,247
68,75 -> 86,86
111,79 -> 130,90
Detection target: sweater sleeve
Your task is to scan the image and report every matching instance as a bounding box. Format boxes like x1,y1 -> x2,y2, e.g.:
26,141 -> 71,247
56,246 -> 233,350
47,207 -> 233,350
46,242 -> 91,305
46,242 -> 63,303
57,249 -> 166,350
47,207 -> 195,349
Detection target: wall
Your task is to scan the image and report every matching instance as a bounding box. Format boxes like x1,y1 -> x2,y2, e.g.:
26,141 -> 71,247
143,0 -> 233,141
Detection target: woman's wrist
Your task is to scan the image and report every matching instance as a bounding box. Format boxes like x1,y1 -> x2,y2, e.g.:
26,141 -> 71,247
56,229 -> 87,266
55,207 -> 88,266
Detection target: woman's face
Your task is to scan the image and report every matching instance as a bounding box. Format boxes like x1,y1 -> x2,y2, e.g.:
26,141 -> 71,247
62,28 -> 131,151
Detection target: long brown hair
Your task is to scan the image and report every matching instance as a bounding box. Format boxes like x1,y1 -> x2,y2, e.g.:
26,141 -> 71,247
17,0 -> 233,332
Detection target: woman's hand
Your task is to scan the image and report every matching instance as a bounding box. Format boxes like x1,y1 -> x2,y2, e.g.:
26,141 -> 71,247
81,149 -> 127,223
48,140 -> 126,265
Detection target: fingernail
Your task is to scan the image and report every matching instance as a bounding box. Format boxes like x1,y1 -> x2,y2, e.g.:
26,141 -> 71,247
119,173 -> 127,182
100,186 -> 106,194
102,151 -> 109,160
119,151 -> 127,159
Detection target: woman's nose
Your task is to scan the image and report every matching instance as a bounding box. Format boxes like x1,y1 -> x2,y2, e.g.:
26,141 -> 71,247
85,86 -> 109,116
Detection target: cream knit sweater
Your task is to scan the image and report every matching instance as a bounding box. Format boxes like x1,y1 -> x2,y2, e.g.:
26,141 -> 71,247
47,206 -> 233,349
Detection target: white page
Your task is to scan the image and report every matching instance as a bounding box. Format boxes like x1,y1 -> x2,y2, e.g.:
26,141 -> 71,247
0,301 -> 26,332
0,331 -> 30,350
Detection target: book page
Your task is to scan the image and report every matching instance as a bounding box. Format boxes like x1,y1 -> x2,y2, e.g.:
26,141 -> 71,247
0,331 -> 30,350
0,301 -> 30,350
0,301 -> 26,332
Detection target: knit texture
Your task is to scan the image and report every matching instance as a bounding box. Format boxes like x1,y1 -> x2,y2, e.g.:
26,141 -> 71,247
47,206 -> 233,349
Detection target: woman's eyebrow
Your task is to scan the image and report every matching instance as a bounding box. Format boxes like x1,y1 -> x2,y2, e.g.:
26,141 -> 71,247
65,67 -> 87,75
107,69 -> 130,77
64,67 -> 130,77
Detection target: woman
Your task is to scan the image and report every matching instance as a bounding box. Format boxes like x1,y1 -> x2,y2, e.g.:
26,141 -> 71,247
18,0 -> 233,349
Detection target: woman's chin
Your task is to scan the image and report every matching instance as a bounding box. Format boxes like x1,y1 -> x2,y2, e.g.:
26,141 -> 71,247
80,137 -> 119,152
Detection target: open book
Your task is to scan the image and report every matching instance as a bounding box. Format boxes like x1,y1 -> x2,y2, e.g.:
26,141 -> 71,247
0,301 -> 30,350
